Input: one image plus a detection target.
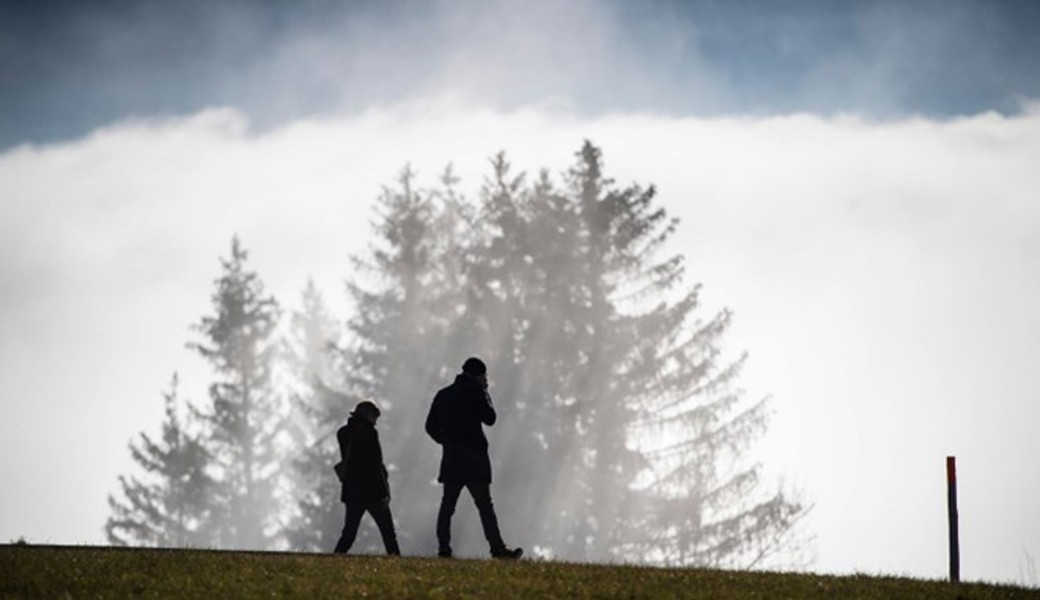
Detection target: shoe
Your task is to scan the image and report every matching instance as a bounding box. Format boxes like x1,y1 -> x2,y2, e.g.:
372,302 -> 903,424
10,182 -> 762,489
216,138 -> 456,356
438,548 -> 453,558
491,547 -> 523,560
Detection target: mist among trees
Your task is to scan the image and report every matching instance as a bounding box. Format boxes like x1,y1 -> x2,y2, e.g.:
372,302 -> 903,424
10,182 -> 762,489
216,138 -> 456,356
107,141 -> 808,567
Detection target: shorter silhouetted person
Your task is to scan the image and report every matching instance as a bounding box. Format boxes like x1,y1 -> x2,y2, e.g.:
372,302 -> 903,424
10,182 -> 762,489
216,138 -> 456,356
425,357 -> 522,559
333,401 -> 400,556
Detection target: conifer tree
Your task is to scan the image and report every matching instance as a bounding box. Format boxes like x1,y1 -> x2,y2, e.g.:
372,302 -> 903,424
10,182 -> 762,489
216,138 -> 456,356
453,142 -> 805,564
460,147 -> 642,560
188,236 -> 286,550
106,374 -> 214,547
282,280 -> 356,551
344,167 -> 468,552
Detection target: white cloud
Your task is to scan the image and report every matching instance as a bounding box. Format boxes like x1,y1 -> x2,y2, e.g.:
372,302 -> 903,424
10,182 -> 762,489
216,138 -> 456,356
1,102 -> 1038,583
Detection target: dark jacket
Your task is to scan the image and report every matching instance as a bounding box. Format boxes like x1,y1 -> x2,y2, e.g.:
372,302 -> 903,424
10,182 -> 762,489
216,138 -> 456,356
425,373 -> 497,483
336,415 -> 391,504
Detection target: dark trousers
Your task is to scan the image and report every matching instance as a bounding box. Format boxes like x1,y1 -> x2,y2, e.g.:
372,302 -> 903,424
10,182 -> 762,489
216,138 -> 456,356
436,481 -> 506,553
333,501 -> 400,555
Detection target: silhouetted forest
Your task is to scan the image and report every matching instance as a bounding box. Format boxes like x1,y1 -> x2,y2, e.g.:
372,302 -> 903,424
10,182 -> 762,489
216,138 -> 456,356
107,142 -> 807,567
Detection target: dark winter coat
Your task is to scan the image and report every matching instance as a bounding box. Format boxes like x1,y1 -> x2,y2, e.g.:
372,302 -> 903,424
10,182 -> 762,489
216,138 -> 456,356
336,416 -> 391,505
425,373 -> 497,484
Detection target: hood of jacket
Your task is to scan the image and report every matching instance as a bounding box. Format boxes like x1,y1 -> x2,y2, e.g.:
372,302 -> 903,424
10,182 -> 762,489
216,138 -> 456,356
345,413 -> 375,432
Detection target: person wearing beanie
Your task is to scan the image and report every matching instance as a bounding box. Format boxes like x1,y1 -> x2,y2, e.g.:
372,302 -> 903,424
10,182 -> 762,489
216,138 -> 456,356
425,357 -> 522,559
333,400 -> 400,555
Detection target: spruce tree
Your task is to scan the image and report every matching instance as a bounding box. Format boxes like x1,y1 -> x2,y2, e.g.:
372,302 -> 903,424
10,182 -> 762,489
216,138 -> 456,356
188,236 -> 286,550
344,166 -> 467,552
460,147 -> 640,560
456,142 -> 806,564
282,280 -> 357,551
106,374 -> 215,547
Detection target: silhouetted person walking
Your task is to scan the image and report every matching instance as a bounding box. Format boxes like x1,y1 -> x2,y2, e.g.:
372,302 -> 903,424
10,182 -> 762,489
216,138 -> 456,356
425,357 -> 522,559
333,401 -> 400,556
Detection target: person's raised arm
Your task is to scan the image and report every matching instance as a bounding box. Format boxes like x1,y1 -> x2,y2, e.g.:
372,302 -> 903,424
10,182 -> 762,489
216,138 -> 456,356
481,390 -> 497,426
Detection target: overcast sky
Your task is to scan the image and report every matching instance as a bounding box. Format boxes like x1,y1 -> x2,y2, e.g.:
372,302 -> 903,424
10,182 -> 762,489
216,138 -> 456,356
2,0 -> 1039,587
4,0 -> 1040,148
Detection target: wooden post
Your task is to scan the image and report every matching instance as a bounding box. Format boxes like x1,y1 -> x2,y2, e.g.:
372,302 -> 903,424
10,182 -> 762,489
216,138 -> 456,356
947,456 -> 960,583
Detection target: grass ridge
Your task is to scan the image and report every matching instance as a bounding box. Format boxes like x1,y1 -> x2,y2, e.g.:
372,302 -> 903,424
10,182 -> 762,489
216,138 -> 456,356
1,544 -> 1036,599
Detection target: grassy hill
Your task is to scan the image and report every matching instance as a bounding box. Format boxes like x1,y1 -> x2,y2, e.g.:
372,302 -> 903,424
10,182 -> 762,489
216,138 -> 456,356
1,544 -> 1035,599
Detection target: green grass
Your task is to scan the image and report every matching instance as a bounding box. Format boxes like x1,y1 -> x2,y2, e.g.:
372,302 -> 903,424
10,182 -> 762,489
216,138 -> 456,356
1,544 -> 1036,599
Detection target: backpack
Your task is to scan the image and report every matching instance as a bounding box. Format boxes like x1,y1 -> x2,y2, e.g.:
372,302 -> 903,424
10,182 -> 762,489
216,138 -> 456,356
332,424 -> 354,483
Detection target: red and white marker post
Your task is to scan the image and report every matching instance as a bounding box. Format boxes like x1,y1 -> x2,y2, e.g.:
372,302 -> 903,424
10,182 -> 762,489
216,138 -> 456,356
946,456 -> 960,583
